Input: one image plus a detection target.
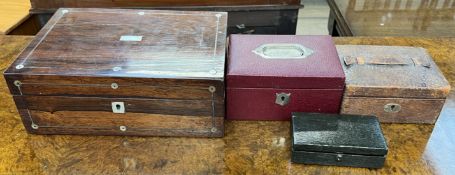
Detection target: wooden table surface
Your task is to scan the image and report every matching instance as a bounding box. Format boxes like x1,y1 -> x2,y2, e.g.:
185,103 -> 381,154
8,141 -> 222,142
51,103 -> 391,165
0,0 -> 30,34
1,35 -> 455,174
328,0 -> 455,36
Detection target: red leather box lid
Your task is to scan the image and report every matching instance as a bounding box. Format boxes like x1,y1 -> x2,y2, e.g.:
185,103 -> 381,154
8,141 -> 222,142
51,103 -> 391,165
228,35 -> 345,89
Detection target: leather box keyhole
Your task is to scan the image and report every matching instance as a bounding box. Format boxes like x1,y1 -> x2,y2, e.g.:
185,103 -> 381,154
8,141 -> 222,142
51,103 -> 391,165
384,103 -> 401,113
390,105 -> 396,110
275,93 -> 291,106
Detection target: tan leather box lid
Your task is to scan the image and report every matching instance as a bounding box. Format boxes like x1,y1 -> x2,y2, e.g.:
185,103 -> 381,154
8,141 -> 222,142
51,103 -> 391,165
337,45 -> 450,99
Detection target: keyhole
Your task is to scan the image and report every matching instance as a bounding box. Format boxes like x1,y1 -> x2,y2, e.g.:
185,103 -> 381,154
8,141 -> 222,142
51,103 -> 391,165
281,96 -> 285,101
112,102 -> 125,113
384,103 -> 400,113
336,154 -> 342,162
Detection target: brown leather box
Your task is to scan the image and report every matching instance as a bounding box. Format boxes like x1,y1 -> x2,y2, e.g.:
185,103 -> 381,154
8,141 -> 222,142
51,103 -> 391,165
337,45 -> 451,123
4,8 -> 227,137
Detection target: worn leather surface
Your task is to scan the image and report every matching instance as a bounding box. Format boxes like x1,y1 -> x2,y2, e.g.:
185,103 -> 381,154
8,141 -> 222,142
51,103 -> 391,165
227,88 -> 342,120
227,35 -> 345,120
341,97 -> 445,124
228,35 -> 345,89
291,151 -> 386,168
292,112 -> 388,155
337,45 -> 450,99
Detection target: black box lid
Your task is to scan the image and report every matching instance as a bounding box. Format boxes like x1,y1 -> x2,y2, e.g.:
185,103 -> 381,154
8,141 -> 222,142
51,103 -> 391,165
292,113 -> 388,156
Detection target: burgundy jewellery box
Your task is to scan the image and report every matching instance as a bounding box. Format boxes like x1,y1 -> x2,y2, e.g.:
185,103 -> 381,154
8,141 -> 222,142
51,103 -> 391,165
227,35 -> 345,120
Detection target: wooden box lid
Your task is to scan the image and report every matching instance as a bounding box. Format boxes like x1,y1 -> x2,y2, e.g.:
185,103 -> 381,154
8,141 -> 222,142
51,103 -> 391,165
5,8 -> 227,81
337,45 -> 451,99
291,112 -> 388,156
227,35 -> 345,89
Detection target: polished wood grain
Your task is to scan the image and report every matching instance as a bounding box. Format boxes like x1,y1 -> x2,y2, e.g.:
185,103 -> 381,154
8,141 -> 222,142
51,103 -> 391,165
1,36 -> 455,174
18,109 -> 224,137
328,0 -> 455,36
14,96 -> 224,116
6,9 -> 227,78
4,8 -> 227,137
6,75 -> 225,100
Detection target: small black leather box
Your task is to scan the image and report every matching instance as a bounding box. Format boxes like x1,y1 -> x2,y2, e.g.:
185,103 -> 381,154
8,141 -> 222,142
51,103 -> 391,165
291,112 -> 388,168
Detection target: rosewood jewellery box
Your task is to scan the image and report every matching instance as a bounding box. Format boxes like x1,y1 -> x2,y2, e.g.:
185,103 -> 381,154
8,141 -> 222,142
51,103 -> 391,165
337,45 -> 451,123
20,0 -> 302,35
291,112 -> 388,168
227,35 -> 345,120
4,8 -> 227,137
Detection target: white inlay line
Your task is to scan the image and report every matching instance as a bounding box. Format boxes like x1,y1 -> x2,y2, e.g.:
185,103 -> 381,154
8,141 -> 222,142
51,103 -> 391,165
16,86 -> 37,126
19,12 -> 66,67
213,14 -> 222,57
